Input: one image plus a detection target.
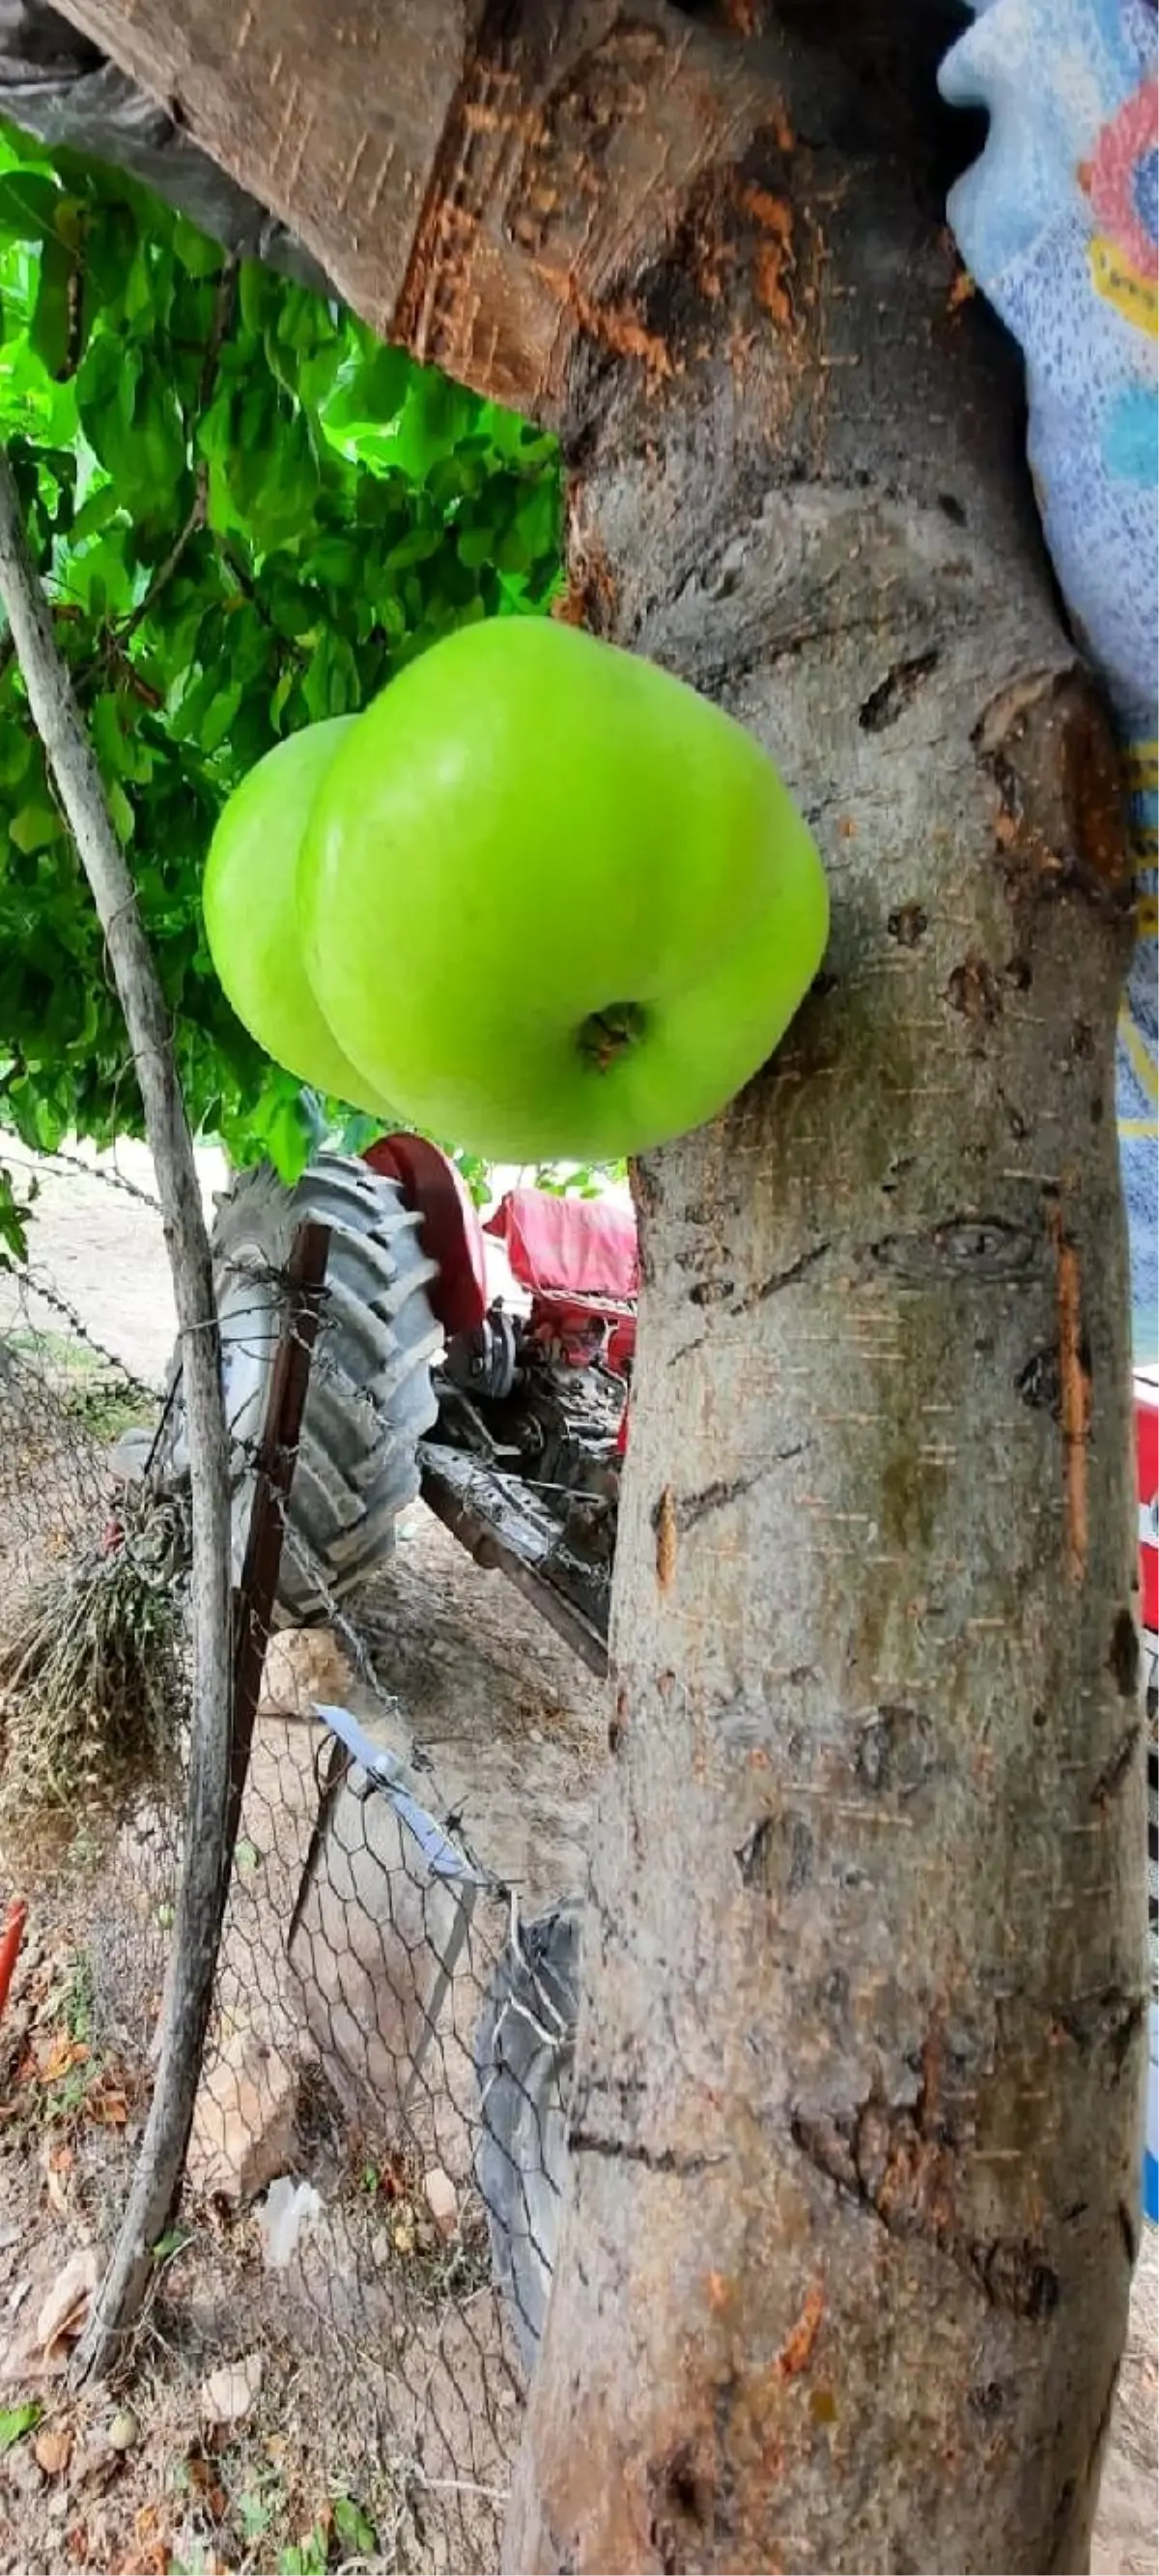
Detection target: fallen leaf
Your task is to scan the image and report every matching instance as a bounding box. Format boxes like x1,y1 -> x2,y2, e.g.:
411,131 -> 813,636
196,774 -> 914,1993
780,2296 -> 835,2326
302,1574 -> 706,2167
198,2349 -> 263,2427
34,2423 -> 72,2476
40,2038 -> 89,2084
42,2137 -> 72,2215
34,2247 -> 99,2364
87,2087 -> 127,2128
0,2400 -> 42,2453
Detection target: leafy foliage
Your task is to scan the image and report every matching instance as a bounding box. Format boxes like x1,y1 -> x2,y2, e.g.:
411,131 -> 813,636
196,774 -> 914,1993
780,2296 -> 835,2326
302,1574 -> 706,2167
0,124 -> 563,1182
0,1155 -> 35,1264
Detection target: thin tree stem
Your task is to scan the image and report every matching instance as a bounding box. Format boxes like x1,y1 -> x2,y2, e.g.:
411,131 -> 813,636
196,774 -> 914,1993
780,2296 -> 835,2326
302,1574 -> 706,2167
0,442 -> 235,2377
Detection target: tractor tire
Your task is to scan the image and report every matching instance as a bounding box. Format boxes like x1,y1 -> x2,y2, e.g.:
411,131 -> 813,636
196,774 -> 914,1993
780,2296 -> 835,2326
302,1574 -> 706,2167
474,1898 -> 581,2375
162,1154 -> 441,1623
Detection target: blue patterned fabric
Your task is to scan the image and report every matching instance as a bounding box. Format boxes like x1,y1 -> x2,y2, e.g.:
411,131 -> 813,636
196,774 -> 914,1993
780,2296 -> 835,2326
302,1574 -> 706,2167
940,0 -> 1158,1362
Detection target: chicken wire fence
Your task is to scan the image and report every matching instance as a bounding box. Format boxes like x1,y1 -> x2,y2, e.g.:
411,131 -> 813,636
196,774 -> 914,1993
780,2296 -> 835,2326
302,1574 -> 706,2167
0,1147 -> 587,2574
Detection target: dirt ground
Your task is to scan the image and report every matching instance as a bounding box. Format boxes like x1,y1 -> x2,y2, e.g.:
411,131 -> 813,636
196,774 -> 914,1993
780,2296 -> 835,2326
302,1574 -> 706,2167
0,1141 -> 1155,2573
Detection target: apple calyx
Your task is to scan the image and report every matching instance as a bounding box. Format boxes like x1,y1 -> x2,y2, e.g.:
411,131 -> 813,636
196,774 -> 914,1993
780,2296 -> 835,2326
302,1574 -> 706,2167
578,1001 -> 648,1073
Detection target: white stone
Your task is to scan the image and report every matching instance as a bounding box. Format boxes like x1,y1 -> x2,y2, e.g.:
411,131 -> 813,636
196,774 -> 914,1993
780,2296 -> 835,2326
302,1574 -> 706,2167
198,2350 -> 263,2426
422,2166 -> 459,2243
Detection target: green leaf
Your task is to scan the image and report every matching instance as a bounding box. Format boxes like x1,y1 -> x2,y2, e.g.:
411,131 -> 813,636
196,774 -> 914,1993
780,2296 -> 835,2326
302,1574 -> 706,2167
172,214 -> 224,277
240,2490 -> 274,2540
0,2403 -> 42,2454
332,2497 -> 378,2554
107,780 -> 134,844
62,523 -> 137,617
10,801 -> 61,854
239,259 -> 275,335
29,234 -> 77,379
69,479 -> 120,543
0,127 -> 562,1177
0,1164 -> 36,1269
0,171 -> 61,242
0,721 -> 33,789
151,2225 -> 191,2260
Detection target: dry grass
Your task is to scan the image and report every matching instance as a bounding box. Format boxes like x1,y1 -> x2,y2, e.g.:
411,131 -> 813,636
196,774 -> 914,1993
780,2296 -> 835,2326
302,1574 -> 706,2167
0,1487 -> 188,1830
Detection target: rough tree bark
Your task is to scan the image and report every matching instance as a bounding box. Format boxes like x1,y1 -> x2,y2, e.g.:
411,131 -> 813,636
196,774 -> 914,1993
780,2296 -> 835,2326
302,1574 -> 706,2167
52,4 -> 1148,2567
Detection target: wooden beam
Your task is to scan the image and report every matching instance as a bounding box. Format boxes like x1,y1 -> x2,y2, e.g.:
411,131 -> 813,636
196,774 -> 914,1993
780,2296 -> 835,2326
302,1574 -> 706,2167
50,0 -> 762,419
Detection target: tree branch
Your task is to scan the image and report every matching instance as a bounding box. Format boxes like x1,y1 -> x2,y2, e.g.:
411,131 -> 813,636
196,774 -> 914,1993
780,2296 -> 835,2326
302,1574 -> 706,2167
0,444 -> 236,2376
49,0 -> 764,420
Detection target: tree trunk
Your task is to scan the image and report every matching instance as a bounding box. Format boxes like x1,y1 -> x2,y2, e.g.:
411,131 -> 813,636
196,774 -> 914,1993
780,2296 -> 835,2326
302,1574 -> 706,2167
52,4 -> 1148,2567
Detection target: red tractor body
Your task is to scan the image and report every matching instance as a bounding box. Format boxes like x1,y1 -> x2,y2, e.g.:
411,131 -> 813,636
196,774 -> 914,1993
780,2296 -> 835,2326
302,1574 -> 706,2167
1138,1366 -> 1158,1643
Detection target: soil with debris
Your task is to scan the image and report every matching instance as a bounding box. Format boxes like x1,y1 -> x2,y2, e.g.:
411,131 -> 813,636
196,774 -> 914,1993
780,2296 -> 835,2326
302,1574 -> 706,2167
0,1143 -> 1155,2572
0,1503 -> 608,2574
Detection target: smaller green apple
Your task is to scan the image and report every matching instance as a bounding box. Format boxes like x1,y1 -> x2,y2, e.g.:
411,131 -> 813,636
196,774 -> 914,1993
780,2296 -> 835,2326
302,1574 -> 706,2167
203,719 -> 391,1119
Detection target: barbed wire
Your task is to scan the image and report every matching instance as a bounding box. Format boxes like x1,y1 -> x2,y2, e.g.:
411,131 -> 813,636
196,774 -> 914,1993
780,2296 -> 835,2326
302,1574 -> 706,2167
18,1140 -> 164,1212
15,1262 -> 160,1398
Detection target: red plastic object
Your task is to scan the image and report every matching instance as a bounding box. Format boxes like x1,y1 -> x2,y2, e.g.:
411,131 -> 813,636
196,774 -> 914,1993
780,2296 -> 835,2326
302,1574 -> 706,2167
485,1188 -> 639,1367
485,1189 -> 638,1302
0,1898 -> 27,2026
606,1315 -> 636,1378
1137,1366 -> 1158,1644
362,1133 -> 489,1338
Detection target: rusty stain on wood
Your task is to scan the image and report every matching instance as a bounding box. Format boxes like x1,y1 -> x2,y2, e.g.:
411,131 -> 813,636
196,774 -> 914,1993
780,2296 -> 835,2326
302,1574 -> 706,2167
739,181 -> 794,329
1048,1200 -> 1090,1586
775,2279 -> 824,2378
974,669 -> 1131,912
656,1485 -> 678,1590
538,266 -> 675,378
553,479 -> 620,634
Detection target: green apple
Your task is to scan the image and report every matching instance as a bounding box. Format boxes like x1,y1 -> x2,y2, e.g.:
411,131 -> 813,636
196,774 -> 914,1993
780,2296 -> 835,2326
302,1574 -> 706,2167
298,616 -> 829,1161
203,718 -> 392,1118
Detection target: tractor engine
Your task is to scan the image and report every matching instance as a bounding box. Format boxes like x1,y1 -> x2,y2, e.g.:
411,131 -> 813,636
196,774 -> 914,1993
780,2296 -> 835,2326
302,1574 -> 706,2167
440,1306 -> 625,1540
437,1186 -> 636,1577
362,1143 -> 636,1664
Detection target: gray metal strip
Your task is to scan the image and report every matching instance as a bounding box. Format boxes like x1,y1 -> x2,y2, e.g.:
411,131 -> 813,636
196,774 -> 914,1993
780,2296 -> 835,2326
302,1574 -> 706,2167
311,1701 -> 490,1886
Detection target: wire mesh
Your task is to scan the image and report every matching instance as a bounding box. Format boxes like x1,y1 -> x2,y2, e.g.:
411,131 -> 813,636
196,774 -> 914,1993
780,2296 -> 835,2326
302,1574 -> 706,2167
0,1144 -> 603,2573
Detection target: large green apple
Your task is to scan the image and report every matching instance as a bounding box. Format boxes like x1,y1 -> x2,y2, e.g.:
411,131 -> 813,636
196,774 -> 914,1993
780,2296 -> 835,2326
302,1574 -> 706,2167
298,617 -> 829,1161
203,719 -> 392,1118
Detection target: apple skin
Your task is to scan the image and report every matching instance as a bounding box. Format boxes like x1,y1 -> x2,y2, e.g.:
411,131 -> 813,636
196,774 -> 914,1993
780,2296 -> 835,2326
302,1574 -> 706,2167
298,616 -> 829,1162
203,718 -> 392,1119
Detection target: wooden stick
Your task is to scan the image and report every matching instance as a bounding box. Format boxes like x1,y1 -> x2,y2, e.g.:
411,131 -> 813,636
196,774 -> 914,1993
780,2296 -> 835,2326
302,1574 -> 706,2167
0,1898 -> 28,2024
